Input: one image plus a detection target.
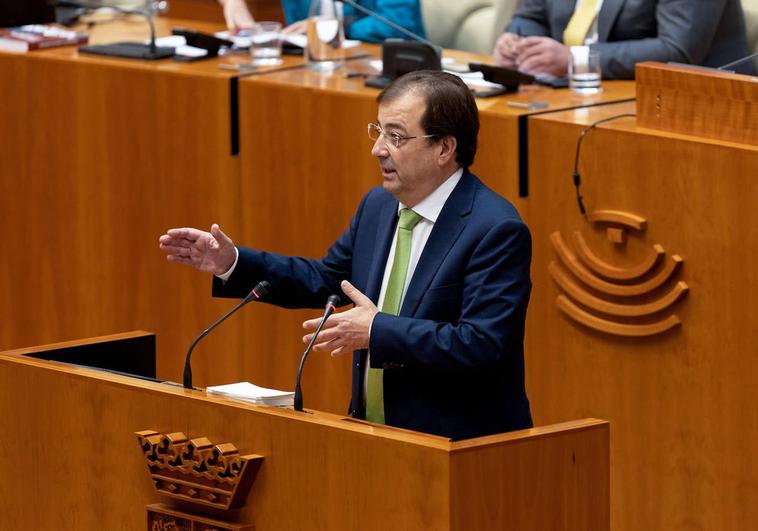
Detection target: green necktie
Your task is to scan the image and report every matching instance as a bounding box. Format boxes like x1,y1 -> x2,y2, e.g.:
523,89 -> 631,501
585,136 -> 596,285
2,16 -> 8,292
365,208 -> 423,424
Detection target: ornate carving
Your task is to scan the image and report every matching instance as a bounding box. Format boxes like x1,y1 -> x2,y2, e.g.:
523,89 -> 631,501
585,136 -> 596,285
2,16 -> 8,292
550,210 -> 689,337
147,504 -> 253,531
136,431 -> 263,511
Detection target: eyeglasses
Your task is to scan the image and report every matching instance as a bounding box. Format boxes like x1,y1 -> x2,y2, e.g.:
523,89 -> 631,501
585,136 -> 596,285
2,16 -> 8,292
367,122 -> 438,149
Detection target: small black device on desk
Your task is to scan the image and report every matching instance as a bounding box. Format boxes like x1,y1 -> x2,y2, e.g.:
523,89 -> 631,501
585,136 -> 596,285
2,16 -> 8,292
468,63 -> 536,92
171,28 -> 234,61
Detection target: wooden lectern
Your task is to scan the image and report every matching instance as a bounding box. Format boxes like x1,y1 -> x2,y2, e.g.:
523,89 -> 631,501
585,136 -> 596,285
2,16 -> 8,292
0,332 -> 609,530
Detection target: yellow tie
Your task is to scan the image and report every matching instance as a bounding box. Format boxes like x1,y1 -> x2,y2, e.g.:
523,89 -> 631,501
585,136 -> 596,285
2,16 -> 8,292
563,0 -> 598,46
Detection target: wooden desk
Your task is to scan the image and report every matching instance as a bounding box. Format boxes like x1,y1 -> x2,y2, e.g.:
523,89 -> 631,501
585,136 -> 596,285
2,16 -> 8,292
525,97 -> 758,531
0,332 -> 610,531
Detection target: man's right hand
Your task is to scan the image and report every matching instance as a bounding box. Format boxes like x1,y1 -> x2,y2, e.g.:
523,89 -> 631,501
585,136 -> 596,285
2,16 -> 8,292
158,224 -> 237,276
493,32 -> 521,68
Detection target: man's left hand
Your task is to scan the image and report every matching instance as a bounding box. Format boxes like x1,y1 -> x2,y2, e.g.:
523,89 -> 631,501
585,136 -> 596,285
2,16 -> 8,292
514,36 -> 571,77
302,280 -> 378,356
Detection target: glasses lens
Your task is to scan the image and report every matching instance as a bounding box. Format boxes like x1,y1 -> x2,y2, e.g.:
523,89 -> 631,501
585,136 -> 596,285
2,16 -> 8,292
368,123 -> 379,141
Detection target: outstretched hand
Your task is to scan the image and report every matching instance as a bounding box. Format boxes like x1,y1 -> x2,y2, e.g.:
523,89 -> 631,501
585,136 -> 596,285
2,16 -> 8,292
158,224 -> 237,276
302,280 -> 378,356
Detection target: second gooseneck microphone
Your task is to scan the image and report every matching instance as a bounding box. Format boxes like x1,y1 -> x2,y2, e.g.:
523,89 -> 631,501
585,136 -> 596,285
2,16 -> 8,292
182,280 -> 271,389
293,294 -> 341,412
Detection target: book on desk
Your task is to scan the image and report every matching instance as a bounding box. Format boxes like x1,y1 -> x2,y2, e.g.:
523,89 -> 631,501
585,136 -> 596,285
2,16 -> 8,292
0,24 -> 87,52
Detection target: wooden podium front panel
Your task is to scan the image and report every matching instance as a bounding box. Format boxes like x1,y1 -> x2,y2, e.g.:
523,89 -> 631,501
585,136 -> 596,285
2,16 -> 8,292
0,335 -> 609,531
0,352 -> 451,531
525,103 -> 758,531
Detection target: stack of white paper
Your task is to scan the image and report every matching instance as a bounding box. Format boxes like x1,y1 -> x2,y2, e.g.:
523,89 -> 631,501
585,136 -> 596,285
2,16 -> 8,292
206,381 -> 294,407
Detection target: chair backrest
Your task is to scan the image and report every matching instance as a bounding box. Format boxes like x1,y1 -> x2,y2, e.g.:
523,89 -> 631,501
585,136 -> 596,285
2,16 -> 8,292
744,0 -> 758,51
740,0 -> 758,71
421,0 -> 519,54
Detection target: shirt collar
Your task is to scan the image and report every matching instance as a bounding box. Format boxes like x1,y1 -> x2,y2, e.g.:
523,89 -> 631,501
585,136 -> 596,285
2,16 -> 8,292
398,167 -> 464,223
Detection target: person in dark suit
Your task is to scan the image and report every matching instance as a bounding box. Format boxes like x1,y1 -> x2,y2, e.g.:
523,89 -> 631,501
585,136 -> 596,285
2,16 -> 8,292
494,0 -> 756,79
158,71 -> 532,440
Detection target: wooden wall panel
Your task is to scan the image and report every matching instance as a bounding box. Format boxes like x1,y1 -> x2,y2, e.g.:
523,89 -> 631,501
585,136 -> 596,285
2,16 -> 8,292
0,52 -> 244,386
525,103 -> 758,531
167,0 -> 285,24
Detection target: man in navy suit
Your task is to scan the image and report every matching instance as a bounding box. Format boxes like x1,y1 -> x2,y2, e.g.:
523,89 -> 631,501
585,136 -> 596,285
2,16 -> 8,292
159,71 -> 532,440
494,0 -> 755,79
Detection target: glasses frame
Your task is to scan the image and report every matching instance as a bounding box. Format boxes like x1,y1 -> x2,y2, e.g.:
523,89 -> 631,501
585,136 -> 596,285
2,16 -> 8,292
368,122 -> 439,149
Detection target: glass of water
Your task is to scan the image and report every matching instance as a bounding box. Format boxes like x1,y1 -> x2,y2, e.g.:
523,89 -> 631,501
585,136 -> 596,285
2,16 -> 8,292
250,21 -> 283,66
569,47 -> 602,95
306,0 -> 345,72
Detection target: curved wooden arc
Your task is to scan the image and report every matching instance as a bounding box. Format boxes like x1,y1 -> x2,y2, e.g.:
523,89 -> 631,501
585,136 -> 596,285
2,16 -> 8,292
587,210 -> 647,230
572,231 -> 664,281
550,262 -> 689,317
550,232 -> 683,297
556,295 -> 682,337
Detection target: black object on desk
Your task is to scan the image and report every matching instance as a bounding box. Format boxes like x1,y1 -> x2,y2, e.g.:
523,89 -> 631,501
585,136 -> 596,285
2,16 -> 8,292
365,39 -> 442,89
468,63 -> 535,93
79,42 -> 174,60
172,27 -> 233,58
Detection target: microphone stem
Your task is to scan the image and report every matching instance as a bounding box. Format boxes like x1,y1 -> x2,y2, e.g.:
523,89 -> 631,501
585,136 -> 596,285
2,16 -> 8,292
183,294 -> 253,389
293,306 -> 334,411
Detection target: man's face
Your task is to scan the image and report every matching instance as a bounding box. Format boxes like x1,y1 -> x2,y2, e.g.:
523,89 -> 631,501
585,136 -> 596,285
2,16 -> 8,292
371,92 -> 444,207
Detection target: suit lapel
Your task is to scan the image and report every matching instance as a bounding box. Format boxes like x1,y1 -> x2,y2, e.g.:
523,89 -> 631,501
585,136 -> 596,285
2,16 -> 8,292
597,0 -> 626,42
400,172 -> 476,317
364,199 -> 398,304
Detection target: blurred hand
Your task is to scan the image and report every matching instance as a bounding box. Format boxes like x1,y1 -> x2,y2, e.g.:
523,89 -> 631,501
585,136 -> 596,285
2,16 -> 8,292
158,224 -> 237,276
514,36 -> 570,77
493,32 -> 521,68
219,0 -> 255,32
283,20 -> 307,35
302,280 -> 378,356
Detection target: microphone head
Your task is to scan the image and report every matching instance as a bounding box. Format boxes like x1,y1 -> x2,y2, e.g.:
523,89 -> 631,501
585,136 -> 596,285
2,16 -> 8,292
249,280 -> 271,301
326,294 -> 341,308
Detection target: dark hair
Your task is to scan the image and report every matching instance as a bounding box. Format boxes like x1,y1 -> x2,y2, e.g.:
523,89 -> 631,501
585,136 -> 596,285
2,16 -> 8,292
377,70 -> 479,168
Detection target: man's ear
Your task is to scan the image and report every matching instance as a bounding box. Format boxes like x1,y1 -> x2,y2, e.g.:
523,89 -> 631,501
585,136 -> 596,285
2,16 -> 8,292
437,135 -> 458,165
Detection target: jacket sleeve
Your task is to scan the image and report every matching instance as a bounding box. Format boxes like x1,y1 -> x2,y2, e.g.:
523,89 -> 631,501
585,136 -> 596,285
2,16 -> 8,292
211,192 -> 370,309
368,218 -> 531,372
507,0 -> 551,37
591,0 -> 729,79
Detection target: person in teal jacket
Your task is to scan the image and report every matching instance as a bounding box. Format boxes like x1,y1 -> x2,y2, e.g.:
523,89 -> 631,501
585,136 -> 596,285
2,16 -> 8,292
282,0 -> 426,42
218,0 -> 426,43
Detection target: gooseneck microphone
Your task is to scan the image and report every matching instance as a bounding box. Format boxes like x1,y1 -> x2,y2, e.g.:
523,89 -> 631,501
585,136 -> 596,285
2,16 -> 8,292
293,294 -> 341,412
182,280 -> 271,390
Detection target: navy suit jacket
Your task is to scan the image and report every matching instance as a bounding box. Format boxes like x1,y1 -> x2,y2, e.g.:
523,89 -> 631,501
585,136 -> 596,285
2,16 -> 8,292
213,171 -> 533,440
510,0 -> 756,78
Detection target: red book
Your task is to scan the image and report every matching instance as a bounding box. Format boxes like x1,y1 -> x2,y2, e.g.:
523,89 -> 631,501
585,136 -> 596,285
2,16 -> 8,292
0,24 -> 88,52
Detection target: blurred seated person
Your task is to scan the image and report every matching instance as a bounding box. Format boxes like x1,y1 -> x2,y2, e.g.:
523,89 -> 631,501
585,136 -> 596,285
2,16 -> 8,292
217,0 -> 425,42
493,0 -> 756,79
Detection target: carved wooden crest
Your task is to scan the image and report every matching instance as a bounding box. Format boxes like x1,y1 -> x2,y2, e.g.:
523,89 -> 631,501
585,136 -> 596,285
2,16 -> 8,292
550,210 -> 689,336
136,430 -> 263,511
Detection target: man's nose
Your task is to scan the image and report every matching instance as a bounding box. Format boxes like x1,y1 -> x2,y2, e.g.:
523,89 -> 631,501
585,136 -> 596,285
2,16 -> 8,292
371,136 -> 388,158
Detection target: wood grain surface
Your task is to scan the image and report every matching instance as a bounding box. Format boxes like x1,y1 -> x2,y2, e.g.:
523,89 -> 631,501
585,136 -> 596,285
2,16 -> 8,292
526,100 -> 758,531
0,335 -> 609,531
